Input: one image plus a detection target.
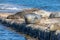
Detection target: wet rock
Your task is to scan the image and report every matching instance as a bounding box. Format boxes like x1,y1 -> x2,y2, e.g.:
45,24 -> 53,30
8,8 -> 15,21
55,30 -> 60,40
24,13 -> 42,24
50,30 -> 60,40
26,24 -> 50,40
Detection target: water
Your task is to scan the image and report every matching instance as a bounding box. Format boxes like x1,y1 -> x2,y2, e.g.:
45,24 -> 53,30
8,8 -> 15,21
0,0 -> 60,13
0,24 -> 26,40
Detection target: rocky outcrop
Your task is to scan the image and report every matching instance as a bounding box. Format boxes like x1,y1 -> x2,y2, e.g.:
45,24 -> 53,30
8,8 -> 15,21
1,9 -> 60,40
0,18 -> 51,40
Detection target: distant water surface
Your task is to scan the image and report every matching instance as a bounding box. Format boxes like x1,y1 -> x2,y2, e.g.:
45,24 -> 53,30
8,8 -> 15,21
0,0 -> 60,13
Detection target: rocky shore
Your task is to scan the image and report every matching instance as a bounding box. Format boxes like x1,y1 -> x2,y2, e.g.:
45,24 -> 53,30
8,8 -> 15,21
0,8 -> 60,40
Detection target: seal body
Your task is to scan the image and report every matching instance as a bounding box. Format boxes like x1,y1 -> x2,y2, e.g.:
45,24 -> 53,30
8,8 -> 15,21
24,13 -> 42,24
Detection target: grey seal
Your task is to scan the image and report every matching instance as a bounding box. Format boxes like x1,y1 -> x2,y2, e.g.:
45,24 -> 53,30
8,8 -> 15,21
24,13 -> 42,24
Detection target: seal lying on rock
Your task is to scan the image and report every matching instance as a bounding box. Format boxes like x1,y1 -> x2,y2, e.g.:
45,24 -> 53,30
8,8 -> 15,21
14,8 -> 39,18
33,10 -> 51,18
7,8 -> 39,19
24,13 -> 42,24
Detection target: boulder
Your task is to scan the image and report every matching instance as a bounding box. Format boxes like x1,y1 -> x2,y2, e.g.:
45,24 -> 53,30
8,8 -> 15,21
49,12 -> 60,18
49,24 -> 60,31
24,13 -> 42,24
55,12 -> 60,18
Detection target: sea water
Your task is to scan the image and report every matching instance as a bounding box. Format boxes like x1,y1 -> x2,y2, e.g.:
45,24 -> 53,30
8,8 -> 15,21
0,24 -> 26,40
0,0 -> 60,13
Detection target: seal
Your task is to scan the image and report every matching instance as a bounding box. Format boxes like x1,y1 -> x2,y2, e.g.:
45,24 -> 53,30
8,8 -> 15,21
24,13 -> 42,24
49,12 -> 60,18
7,8 -> 39,19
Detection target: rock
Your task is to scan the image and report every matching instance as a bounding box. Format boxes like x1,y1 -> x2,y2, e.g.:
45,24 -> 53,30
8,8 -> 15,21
33,10 -> 51,18
49,13 -> 55,18
24,13 -> 42,24
50,30 -> 60,40
49,12 -> 60,18
26,24 -> 50,40
49,24 -> 60,31
55,30 -> 60,40
7,15 -> 21,19
55,12 -> 60,18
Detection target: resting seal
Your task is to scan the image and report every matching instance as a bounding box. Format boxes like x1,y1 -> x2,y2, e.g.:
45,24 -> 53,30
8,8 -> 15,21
7,8 -> 39,19
24,13 -> 42,24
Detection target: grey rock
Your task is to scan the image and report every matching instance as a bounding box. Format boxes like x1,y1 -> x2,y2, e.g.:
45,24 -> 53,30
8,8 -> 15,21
49,12 -> 60,18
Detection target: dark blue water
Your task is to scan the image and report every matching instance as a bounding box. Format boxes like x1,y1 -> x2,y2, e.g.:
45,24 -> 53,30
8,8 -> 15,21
0,24 -> 26,40
0,0 -> 60,13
